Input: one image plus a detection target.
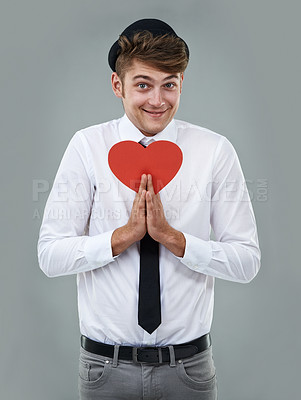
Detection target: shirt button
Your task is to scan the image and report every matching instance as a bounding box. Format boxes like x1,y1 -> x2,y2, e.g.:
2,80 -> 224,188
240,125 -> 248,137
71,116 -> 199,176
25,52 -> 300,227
187,262 -> 193,267
178,360 -> 182,364
105,360 -> 110,364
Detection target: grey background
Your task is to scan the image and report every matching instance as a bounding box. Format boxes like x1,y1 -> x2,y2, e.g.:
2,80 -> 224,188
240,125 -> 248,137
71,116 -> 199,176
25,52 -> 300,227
1,0 -> 299,399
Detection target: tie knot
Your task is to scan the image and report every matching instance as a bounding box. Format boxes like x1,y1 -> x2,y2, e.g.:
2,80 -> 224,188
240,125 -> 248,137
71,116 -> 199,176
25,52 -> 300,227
139,138 -> 155,147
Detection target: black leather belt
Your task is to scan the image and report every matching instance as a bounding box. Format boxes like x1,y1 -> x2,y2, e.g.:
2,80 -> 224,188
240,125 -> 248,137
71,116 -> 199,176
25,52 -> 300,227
81,333 -> 211,363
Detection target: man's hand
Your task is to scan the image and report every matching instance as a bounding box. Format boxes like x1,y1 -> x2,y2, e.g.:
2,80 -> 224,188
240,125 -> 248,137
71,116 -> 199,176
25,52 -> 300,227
146,174 -> 186,257
111,174 -> 147,256
126,173 -> 147,241
145,174 -> 170,242
112,174 -> 185,258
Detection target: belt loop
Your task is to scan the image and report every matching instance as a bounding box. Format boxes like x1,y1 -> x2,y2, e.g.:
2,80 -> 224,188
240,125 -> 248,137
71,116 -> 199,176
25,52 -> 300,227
168,346 -> 176,367
112,345 -> 120,368
132,347 -> 138,364
158,348 -> 163,364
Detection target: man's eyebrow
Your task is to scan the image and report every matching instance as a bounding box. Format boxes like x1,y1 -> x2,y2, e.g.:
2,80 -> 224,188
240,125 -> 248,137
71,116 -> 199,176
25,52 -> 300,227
162,74 -> 180,81
132,74 -> 180,81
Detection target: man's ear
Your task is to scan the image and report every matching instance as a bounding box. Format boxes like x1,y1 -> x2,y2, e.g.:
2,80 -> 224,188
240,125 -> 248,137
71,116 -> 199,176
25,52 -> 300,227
180,73 -> 184,94
111,73 -> 123,98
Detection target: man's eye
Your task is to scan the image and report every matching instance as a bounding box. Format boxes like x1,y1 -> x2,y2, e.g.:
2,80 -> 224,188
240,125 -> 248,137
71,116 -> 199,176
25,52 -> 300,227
165,83 -> 175,89
138,83 -> 148,89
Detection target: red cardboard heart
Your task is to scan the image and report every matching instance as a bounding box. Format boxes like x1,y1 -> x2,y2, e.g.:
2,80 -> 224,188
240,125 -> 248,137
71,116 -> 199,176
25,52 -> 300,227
108,140 -> 183,194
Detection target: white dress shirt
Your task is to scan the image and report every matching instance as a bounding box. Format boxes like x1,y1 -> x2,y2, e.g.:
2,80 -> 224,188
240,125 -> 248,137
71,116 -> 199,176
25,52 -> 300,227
38,114 -> 260,346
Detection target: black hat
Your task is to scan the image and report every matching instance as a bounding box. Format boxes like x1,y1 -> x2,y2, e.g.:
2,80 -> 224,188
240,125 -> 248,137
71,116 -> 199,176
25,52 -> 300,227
108,18 -> 189,72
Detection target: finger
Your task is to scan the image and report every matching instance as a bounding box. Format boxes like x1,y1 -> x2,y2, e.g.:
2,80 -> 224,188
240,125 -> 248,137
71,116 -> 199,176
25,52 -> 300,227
146,190 -> 152,204
139,190 -> 146,207
148,189 -> 164,217
146,191 -> 154,216
132,188 -> 141,207
138,189 -> 146,218
147,174 -> 155,195
138,174 -> 147,194
133,174 -> 147,207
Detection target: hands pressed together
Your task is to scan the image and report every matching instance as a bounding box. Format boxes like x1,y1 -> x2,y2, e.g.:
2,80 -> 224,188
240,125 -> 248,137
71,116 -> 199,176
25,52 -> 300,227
127,174 -> 170,242
111,174 -> 185,258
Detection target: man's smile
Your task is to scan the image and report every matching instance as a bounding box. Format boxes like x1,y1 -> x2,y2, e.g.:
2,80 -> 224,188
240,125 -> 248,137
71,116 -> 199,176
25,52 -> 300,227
142,109 -> 169,117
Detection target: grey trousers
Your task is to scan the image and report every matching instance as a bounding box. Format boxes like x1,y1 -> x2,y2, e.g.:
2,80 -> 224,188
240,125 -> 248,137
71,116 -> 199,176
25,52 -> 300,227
78,344 -> 217,400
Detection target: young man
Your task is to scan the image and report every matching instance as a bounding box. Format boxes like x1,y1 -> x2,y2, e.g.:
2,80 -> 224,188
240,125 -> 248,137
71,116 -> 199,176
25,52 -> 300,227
38,19 -> 260,400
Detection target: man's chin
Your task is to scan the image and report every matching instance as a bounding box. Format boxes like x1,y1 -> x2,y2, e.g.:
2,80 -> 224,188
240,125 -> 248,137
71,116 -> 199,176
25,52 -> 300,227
140,119 -> 171,136
140,124 -> 165,136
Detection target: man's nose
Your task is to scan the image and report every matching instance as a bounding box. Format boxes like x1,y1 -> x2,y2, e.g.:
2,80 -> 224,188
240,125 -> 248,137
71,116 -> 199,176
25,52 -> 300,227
148,89 -> 165,108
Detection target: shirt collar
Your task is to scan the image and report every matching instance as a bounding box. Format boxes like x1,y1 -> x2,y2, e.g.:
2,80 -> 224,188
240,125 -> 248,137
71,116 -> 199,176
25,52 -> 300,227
118,113 -> 177,144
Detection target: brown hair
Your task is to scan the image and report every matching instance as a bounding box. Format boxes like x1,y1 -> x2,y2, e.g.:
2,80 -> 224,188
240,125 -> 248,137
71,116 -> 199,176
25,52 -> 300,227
115,31 -> 189,82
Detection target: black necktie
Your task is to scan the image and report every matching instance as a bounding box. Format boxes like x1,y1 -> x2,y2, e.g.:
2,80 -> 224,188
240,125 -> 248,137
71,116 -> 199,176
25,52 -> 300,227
138,141 -> 161,334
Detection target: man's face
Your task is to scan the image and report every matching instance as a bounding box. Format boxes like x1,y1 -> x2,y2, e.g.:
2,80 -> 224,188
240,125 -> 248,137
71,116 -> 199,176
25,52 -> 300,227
111,60 -> 184,136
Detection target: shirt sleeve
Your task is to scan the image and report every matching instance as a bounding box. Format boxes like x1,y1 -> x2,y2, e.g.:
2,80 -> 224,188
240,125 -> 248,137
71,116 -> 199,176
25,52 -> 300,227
177,137 -> 261,283
37,132 -> 118,277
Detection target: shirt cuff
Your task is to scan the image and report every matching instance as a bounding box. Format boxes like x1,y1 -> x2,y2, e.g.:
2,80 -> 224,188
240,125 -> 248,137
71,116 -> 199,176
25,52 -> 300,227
175,232 -> 212,273
84,229 -> 118,268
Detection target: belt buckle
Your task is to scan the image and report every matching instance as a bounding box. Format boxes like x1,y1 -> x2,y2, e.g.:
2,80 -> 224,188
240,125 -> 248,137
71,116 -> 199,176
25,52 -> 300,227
132,347 -> 163,364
